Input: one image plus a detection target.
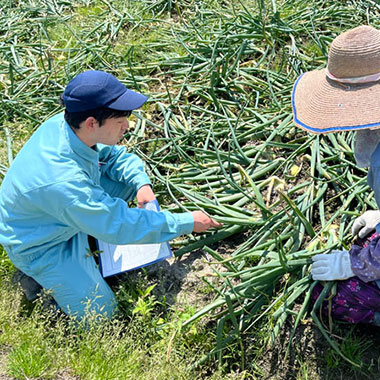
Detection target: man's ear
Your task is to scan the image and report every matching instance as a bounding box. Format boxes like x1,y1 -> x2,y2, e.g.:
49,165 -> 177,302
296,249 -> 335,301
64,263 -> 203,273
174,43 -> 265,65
83,117 -> 98,131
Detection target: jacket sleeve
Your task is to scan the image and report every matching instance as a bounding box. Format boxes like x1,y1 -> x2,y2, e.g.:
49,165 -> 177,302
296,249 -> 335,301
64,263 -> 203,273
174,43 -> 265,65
98,144 -> 151,197
36,178 -> 194,245
350,235 -> 380,282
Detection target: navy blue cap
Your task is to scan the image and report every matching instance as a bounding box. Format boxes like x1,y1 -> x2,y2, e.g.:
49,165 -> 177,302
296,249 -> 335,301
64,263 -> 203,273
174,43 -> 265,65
62,70 -> 148,112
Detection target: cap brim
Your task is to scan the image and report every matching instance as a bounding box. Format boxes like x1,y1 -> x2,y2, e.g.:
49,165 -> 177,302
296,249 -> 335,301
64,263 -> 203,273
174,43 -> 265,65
108,88 -> 148,111
292,69 -> 380,134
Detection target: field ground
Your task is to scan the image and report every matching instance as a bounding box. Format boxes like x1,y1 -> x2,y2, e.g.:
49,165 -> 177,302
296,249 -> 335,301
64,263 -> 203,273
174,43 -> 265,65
2,0 -> 380,378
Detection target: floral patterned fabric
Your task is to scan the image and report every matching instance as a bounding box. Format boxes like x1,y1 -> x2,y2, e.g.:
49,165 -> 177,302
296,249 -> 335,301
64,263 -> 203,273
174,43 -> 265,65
350,233 -> 380,282
312,232 -> 380,325
312,277 -> 380,324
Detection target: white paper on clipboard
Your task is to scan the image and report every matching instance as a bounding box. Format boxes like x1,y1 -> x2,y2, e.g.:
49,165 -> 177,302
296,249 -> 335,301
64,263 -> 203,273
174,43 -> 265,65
98,200 -> 172,278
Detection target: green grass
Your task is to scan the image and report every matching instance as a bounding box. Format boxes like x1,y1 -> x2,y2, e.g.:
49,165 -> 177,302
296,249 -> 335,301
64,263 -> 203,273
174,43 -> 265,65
7,341 -> 53,379
0,269 -> 227,379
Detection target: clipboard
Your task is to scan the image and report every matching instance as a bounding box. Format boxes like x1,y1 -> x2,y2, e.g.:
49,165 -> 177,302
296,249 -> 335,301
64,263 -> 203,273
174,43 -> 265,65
97,200 -> 172,277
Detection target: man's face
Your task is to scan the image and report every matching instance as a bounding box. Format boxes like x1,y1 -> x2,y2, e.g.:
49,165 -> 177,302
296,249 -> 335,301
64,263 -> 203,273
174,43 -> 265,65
94,116 -> 129,145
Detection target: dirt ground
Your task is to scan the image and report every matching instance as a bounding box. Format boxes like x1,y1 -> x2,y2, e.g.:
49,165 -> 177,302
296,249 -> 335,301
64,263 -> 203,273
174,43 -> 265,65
0,350 -> 11,380
144,249 -> 225,308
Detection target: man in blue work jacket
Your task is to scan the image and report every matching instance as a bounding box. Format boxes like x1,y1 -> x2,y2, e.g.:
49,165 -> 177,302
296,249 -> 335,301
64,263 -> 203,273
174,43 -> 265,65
0,70 -> 221,320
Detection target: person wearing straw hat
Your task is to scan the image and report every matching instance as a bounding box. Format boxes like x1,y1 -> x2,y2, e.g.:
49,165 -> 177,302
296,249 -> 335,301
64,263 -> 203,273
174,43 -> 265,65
292,25 -> 380,325
0,70 -> 221,320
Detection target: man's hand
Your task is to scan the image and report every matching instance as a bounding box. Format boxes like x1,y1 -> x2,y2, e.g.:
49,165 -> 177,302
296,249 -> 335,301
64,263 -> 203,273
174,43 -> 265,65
136,185 -> 156,208
311,250 -> 354,281
352,210 -> 380,238
192,211 -> 223,233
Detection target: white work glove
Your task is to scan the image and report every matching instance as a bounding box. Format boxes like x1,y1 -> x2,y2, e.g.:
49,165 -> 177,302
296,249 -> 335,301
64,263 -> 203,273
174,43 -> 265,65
352,210 -> 380,239
311,250 -> 354,281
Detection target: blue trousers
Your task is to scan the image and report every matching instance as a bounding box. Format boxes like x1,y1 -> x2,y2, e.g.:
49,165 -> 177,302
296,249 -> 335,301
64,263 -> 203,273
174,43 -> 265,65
8,176 -> 134,320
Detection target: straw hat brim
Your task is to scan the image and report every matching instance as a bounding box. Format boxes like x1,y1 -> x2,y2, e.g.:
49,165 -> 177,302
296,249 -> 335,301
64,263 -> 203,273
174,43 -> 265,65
292,69 -> 380,134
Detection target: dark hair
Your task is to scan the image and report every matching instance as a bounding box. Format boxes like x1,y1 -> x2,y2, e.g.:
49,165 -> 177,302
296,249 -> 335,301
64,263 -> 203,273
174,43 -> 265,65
59,95 -> 131,129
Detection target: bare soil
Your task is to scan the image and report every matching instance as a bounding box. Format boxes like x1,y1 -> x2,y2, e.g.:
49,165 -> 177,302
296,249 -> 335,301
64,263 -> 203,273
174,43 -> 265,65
137,248 -> 227,309
0,349 -> 12,380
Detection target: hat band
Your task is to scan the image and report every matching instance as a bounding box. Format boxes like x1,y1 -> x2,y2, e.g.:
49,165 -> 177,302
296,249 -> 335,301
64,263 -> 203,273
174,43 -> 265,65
326,69 -> 380,84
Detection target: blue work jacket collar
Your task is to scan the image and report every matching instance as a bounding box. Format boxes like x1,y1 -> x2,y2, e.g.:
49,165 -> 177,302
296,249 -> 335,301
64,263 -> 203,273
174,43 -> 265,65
65,121 -> 99,164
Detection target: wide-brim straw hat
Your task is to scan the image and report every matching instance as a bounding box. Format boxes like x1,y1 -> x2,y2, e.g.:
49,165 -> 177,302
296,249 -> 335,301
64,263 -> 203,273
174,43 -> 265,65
292,25 -> 380,134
